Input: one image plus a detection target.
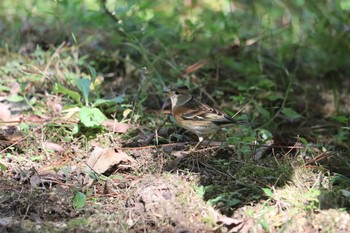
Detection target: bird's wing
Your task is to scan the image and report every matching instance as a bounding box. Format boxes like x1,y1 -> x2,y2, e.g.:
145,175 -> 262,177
181,100 -> 236,124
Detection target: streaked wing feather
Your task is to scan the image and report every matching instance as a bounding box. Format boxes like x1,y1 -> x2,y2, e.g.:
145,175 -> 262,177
181,100 -> 236,125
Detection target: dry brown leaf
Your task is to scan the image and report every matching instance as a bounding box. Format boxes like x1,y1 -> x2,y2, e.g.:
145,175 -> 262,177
0,126 -> 23,142
102,120 -> 130,133
42,142 -> 65,153
238,218 -> 255,233
46,94 -> 63,115
84,146 -> 105,175
30,172 -> 42,188
217,216 -> 245,233
87,147 -> 135,174
184,59 -> 208,75
29,169 -> 65,189
0,103 -> 12,122
9,81 -> 21,95
84,147 -> 135,186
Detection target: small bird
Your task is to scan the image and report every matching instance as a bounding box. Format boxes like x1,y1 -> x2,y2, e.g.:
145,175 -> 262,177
165,86 -> 240,150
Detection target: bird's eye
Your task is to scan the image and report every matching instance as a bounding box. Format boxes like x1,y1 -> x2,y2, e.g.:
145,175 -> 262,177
175,91 -> 180,95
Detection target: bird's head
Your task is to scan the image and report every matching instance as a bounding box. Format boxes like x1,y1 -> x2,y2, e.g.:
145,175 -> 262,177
164,85 -> 192,108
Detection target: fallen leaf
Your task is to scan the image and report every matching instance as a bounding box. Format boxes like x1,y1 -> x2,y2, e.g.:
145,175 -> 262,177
43,142 -> 65,153
184,59 -> 208,75
46,94 -> 62,115
30,172 -> 42,188
102,120 -> 130,133
87,147 -> 135,174
29,171 -> 63,189
0,103 -> 12,121
9,81 -> 20,95
1,126 -> 23,142
84,146 -> 104,171
238,218 -> 254,233
217,216 -> 245,233
84,147 -> 135,186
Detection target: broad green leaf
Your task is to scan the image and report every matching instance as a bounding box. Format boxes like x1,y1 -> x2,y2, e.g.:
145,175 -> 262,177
197,185 -> 205,198
76,78 -> 91,106
267,94 -> 283,101
73,191 -> 86,209
31,155 -> 43,161
258,79 -> 275,89
0,162 -> 7,171
281,107 -> 302,120
19,123 -> 30,133
332,116 -> 348,124
262,188 -> 274,197
341,190 -> 350,198
208,194 -> 226,206
7,95 -> 24,102
0,85 -> 10,92
79,107 -> 106,127
89,172 -> 99,180
53,83 -> 82,105
260,218 -> 269,231
298,136 -> 308,145
241,136 -> 257,143
256,106 -> 270,119
92,96 -> 125,107
227,198 -> 241,207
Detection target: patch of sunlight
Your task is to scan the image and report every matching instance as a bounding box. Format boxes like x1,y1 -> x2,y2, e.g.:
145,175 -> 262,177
84,0 -> 101,11
341,0 -> 350,10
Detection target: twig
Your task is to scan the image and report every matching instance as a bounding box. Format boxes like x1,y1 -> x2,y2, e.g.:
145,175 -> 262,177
232,97 -> 255,119
302,152 -> 335,167
83,161 -> 100,183
120,142 -> 188,151
22,203 -> 32,221
142,115 -> 170,145
99,0 -> 120,22
0,118 -> 80,125
198,85 -> 220,108
44,42 -> 66,76
0,134 -> 32,154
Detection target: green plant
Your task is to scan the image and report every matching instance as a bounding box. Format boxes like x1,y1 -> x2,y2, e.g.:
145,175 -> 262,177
72,191 -> 86,209
54,67 -> 124,131
0,161 -> 7,171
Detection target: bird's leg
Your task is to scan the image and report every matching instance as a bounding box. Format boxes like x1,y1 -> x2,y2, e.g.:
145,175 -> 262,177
192,136 -> 204,151
190,135 -> 211,151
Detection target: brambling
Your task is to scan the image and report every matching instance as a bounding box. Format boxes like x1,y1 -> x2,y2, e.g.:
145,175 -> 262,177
165,86 -> 239,150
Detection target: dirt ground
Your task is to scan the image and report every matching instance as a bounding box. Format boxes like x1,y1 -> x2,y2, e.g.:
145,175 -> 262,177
1,128 -> 350,232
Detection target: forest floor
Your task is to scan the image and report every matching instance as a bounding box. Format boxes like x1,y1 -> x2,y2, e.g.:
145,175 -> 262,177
1,2 -> 350,232
1,49 -> 349,232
